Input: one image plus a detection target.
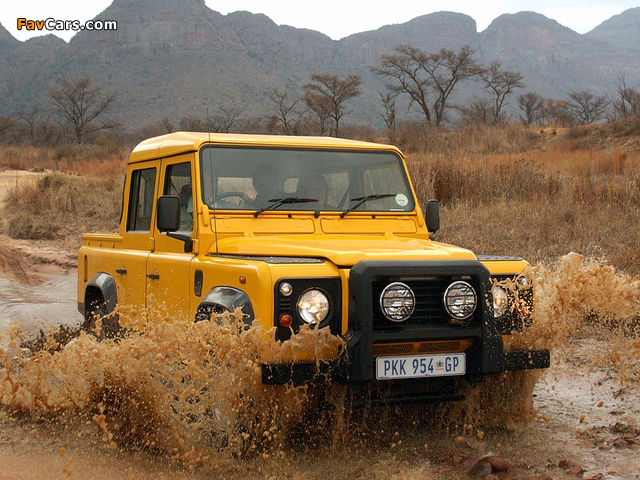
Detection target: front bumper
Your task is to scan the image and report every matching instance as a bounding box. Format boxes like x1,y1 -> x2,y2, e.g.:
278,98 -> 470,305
262,259 -> 551,395
261,349 -> 550,385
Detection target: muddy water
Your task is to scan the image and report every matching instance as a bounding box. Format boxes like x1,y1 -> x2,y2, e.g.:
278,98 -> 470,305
1,253 -> 640,479
0,275 -> 80,333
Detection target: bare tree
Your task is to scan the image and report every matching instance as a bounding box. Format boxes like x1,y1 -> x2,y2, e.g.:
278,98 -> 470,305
48,74 -> 116,143
303,92 -> 333,136
15,107 -> 43,144
456,98 -> 493,126
567,91 -> 608,125
41,112 -> 62,147
209,107 -> 241,133
379,92 -> 398,131
372,45 -> 484,127
544,99 -> 574,127
609,73 -> 640,121
179,115 -> 205,131
303,73 -> 362,137
160,116 -> 175,133
139,116 -> 175,139
0,115 -> 16,139
517,92 -> 545,127
268,87 -> 307,135
480,61 -> 524,123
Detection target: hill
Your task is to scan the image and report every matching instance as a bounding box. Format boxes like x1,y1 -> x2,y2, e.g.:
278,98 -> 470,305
1,4 -> 639,129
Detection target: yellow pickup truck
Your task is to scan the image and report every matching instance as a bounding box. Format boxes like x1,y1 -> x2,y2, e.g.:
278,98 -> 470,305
78,132 -> 548,405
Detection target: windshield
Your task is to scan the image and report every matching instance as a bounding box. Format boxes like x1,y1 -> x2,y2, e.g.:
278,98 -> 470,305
199,146 -> 415,214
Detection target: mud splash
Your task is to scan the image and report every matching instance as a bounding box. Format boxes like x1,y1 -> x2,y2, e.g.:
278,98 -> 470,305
1,311 -> 347,467
1,252 -> 640,478
507,252 -> 640,384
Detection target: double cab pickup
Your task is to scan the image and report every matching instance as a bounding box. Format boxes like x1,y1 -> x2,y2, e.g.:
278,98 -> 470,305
78,132 -> 549,404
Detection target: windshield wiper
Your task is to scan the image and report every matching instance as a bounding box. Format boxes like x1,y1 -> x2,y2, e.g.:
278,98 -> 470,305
254,197 -> 319,217
340,193 -> 397,218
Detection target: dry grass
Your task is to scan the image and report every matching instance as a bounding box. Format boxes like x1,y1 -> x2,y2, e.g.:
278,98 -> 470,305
3,173 -> 122,241
0,144 -> 127,242
0,144 -> 128,174
2,123 -> 640,277
407,127 -> 640,275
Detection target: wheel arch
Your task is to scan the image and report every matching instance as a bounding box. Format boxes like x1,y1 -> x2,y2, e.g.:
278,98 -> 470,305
83,272 -> 117,317
195,286 -> 254,324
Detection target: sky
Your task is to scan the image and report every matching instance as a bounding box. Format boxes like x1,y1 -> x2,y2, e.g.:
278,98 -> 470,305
1,0 -> 639,43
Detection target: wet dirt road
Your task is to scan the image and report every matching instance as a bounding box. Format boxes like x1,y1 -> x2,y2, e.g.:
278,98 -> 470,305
0,254 -> 639,479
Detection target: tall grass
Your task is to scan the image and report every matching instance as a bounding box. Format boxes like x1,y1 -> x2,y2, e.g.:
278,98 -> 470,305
2,123 -> 640,276
0,144 -> 128,174
3,173 -> 122,241
407,136 -> 640,275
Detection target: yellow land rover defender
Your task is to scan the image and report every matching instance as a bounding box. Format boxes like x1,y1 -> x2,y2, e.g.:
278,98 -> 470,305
78,132 -> 549,404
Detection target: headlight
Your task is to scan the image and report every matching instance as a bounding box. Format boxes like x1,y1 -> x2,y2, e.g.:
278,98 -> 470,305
297,289 -> 330,324
380,282 -> 415,322
492,286 -> 509,318
444,281 -> 477,320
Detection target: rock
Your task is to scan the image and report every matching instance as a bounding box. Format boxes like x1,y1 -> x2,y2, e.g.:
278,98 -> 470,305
612,438 -> 628,448
534,475 -> 553,480
456,436 -> 471,448
485,475 -> 499,480
567,465 -> 585,475
559,459 -> 579,470
452,453 -> 468,466
469,461 -> 492,478
584,474 -> 604,480
463,457 -> 478,469
479,455 -> 511,472
598,444 -> 612,450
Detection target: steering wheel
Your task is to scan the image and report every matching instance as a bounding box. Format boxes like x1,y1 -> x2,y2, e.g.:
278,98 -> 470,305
213,191 -> 246,203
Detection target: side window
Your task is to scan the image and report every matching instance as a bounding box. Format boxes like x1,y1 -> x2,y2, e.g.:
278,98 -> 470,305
164,162 -> 193,232
127,168 -> 156,232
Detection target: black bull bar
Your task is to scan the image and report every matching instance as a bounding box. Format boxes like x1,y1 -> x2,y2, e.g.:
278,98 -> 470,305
263,260 -> 550,386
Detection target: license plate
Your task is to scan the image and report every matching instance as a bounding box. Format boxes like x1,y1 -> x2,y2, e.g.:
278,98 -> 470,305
376,353 -> 466,380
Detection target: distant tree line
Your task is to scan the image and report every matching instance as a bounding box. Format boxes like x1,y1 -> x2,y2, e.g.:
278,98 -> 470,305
1,44 -> 639,148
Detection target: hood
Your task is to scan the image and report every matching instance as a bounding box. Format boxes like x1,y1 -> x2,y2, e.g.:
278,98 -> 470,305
213,234 -> 476,266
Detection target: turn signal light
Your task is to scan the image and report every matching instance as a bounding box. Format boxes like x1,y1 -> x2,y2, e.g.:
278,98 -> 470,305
278,313 -> 293,328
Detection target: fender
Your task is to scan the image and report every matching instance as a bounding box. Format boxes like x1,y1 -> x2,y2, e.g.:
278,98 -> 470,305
196,286 -> 254,324
79,272 -> 117,316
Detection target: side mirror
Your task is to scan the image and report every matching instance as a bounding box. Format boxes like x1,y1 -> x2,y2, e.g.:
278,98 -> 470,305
426,199 -> 440,234
157,195 -> 181,232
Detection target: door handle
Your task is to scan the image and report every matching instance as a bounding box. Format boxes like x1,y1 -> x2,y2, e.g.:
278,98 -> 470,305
147,273 -> 160,280
116,269 -> 127,274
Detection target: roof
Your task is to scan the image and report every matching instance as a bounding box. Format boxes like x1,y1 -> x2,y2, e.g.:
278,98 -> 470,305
129,132 -> 404,163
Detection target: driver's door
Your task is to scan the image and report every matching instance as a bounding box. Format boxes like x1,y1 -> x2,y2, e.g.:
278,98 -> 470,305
146,154 -> 196,321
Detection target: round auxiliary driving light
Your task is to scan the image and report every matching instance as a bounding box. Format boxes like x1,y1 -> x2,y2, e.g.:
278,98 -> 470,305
279,282 -> 293,297
379,282 -> 415,322
443,281 -> 477,321
492,286 -> 509,318
297,289 -> 330,324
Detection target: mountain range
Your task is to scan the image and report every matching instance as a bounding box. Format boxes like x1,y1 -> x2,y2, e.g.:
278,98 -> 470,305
1,0 -> 639,129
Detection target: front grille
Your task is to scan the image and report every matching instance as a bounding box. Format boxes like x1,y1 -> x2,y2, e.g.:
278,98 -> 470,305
373,340 -> 464,356
373,343 -> 414,356
416,340 -> 461,353
372,278 -> 453,329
